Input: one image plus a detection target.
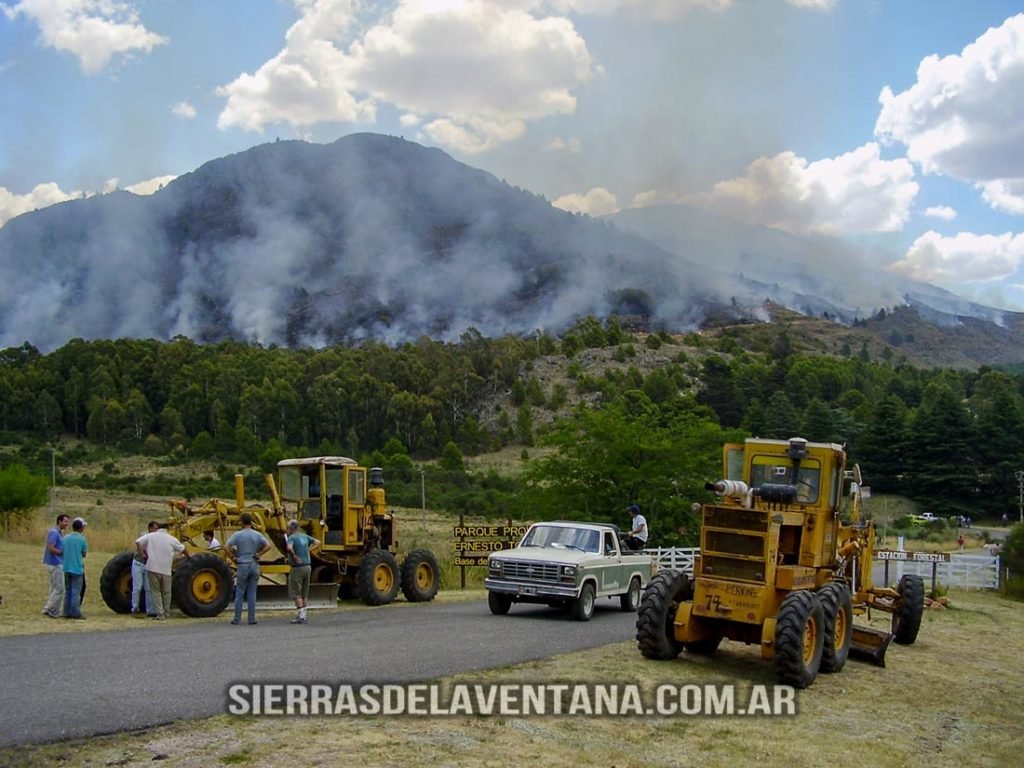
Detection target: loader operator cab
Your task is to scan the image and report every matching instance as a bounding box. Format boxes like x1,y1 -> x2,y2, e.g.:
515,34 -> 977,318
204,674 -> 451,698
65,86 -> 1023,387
278,457 -> 369,548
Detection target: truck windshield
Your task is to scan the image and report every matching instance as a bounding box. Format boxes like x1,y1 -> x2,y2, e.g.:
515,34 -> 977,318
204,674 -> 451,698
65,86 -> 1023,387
521,525 -> 601,553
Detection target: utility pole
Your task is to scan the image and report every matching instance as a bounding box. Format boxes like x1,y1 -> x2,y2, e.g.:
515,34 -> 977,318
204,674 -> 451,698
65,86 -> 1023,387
50,446 -> 56,516
420,470 -> 426,513
1016,469 -> 1024,524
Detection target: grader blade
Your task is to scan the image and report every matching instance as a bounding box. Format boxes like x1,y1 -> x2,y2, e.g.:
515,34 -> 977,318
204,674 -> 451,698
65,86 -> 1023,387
849,624 -> 893,667
256,583 -> 338,611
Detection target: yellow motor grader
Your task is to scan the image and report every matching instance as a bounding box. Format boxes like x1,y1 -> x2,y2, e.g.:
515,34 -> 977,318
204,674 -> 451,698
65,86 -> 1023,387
100,457 -> 440,617
636,437 -> 924,688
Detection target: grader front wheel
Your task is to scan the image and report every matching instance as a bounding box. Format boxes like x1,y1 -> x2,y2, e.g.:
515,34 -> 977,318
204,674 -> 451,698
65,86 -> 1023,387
774,590 -> 825,689
171,553 -> 233,618
356,550 -> 400,606
892,574 -> 925,645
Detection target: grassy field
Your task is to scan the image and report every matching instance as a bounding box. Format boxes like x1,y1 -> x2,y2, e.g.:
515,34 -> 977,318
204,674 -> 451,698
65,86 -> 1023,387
1,488 -> 1019,767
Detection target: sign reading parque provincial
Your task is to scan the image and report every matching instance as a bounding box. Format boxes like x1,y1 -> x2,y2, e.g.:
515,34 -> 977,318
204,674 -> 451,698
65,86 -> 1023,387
875,550 -> 951,563
452,524 -> 530,567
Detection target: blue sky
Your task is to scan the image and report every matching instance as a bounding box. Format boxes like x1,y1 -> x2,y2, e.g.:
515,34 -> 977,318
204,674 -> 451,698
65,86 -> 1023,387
2,0 -> 1024,311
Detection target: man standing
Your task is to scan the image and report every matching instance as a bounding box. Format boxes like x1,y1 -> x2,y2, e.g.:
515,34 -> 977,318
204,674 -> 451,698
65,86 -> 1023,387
624,504 -> 648,551
136,523 -> 189,620
285,519 -> 321,625
41,514 -> 69,618
62,518 -> 88,620
73,518 -> 89,603
131,521 -> 159,616
226,512 -> 272,626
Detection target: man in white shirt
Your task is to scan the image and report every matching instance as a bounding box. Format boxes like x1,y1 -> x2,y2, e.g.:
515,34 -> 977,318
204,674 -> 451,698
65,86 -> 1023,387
625,505 -> 648,551
136,523 -> 190,620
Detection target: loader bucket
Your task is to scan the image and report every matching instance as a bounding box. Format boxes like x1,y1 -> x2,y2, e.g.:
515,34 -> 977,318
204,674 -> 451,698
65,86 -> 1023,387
849,624 -> 893,667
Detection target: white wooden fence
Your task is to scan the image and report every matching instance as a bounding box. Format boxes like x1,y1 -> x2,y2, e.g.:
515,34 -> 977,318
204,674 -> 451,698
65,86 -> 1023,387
883,553 -> 1001,590
643,547 -> 698,574
644,548 -> 1002,590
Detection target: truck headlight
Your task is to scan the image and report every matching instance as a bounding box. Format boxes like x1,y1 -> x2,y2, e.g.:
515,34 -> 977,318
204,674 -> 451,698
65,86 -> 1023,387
561,565 -> 577,583
489,559 -> 502,575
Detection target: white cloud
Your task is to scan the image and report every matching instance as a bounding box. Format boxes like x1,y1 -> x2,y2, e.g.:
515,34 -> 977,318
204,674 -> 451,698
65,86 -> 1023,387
4,0 -> 167,74
0,182 -> 80,227
125,175 -> 176,195
550,0 -> 833,17
978,178 -> 1024,215
217,0 -> 594,154
684,142 -> 919,236
875,14 -> 1024,214
552,186 -> 619,216
172,101 -> 197,120
923,205 -> 957,220
890,230 -> 1024,286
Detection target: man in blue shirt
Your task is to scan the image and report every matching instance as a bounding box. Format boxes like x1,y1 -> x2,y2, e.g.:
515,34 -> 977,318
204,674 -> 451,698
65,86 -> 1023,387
285,519 -> 321,624
62,518 -> 88,620
41,514 -> 69,618
226,512 -> 272,625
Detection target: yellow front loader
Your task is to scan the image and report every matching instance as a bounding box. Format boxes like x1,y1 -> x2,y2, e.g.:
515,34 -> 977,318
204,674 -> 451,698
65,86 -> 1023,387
636,437 -> 925,688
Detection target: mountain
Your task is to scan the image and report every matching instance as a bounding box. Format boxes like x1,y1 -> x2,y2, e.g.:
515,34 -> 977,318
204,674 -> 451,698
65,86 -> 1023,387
0,133 -> 1022,367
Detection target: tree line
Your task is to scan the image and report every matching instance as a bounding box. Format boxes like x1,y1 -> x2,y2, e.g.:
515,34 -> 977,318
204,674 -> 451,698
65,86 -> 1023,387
2,317 -> 1023,536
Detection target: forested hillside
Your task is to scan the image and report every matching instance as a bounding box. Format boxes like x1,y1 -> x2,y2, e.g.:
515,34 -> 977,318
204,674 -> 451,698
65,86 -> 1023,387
2,316 -> 1022,541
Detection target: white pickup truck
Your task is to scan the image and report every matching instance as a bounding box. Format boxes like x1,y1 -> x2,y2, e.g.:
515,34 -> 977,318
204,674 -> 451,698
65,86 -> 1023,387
484,521 -> 657,621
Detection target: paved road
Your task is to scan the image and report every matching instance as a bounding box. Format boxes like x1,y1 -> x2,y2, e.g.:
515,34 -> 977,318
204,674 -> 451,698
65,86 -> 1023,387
0,599 -> 637,748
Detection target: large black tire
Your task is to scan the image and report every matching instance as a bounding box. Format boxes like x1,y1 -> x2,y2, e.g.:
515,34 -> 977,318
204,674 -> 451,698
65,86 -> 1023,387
818,582 -> 853,673
892,574 -> 925,645
488,591 -> 512,615
572,582 -> 596,621
773,590 -> 825,689
400,548 -> 441,602
636,570 -> 690,660
620,577 -> 642,612
171,553 -> 233,618
356,550 -> 400,606
100,552 -> 135,614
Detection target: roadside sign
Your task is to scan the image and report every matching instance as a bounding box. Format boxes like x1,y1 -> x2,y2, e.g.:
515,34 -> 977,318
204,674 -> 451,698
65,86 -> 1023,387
875,550 -> 951,563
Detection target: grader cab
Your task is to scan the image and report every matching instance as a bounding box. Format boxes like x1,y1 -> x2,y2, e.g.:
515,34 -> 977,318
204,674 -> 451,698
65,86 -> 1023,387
636,437 -> 924,688
100,457 -> 440,618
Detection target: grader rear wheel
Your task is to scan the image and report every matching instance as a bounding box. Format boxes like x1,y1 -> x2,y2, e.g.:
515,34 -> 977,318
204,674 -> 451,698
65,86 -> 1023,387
636,570 -> 690,660
171,553 -> 233,618
100,552 -> 135,614
356,550 -> 400,606
818,582 -> 853,673
773,590 -> 825,689
400,549 -> 440,602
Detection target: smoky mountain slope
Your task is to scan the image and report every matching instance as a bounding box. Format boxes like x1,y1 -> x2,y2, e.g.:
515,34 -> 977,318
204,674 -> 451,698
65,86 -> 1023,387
0,134 -> 733,352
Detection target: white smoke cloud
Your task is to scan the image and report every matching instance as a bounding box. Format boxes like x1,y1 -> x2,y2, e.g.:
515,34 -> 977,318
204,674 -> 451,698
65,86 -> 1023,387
216,0 -> 593,155
552,187 -> 619,215
875,13 -> 1024,214
683,142 -> 919,236
891,230 -> 1024,286
3,0 -> 167,74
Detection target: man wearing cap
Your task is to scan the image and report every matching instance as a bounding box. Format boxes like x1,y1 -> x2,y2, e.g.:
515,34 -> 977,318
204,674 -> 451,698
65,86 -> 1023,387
41,513 -> 69,618
136,522 -> 190,620
62,518 -> 88,619
285,520 -> 321,625
624,505 -> 648,551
